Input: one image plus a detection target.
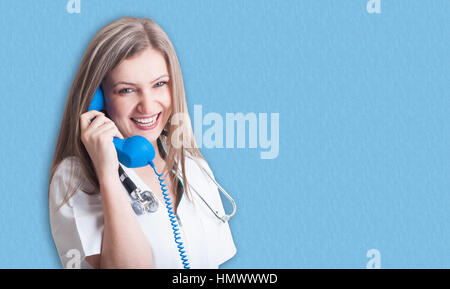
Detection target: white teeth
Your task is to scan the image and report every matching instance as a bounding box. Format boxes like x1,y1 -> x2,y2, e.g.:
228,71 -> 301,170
133,114 -> 158,126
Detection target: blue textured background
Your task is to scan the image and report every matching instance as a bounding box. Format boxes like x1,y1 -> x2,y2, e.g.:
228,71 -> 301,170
0,0 -> 449,268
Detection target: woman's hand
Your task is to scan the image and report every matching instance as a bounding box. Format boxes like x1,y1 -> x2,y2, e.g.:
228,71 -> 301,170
80,110 -> 124,181
80,111 -> 154,268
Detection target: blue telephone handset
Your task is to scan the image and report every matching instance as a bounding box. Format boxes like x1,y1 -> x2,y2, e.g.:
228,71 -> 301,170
88,87 -> 190,269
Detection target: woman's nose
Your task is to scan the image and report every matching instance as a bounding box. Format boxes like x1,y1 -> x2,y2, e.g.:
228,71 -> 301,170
136,89 -> 157,114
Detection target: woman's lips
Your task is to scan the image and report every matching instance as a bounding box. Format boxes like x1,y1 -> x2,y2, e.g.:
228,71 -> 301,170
131,113 -> 161,130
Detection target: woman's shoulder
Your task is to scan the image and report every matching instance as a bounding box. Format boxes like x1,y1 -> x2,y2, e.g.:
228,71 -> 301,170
183,152 -> 222,206
54,156 -> 82,174
51,156 -> 87,187
49,156 -> 94,210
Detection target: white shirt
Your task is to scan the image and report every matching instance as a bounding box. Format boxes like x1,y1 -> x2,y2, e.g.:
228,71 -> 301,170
49,154 -> 236,269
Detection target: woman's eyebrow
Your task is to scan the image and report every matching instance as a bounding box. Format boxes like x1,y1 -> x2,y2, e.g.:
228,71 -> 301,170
112,74 -> 169,88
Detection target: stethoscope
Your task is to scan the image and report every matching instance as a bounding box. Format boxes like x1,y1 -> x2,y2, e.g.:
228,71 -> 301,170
118,155 -> 237,223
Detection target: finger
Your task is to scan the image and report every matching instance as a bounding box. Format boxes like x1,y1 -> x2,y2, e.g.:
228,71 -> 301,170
91,122 -> 116,138
88,115 -> 112,131
111,126 -> 123,139
112,125 -> 124,139
97,120 -> 124,139
80,110 -> 105,132
93,126 -> 120,143
115,128 -> 124,139
97,123 -> 124,140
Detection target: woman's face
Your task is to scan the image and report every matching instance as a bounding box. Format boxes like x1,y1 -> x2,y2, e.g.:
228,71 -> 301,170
103,47 -> 172,146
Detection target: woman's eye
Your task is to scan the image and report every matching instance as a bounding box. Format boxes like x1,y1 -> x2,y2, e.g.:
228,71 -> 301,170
154,81 -> 167,88
118,88 -> 134,94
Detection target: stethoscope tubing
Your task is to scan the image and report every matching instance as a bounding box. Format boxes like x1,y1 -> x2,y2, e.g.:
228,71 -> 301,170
173,154 -> 237,223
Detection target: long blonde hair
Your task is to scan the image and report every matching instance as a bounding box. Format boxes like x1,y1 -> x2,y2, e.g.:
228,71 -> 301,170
49,16 -> 203,209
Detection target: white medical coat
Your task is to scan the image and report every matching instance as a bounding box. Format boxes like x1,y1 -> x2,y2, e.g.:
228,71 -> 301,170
49,155 -> 236,269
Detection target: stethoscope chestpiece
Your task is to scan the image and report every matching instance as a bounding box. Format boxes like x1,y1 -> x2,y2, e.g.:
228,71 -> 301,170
119,165 -> 159,215
131,189 -> 159,215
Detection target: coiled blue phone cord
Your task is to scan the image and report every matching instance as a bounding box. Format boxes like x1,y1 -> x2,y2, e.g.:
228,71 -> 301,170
149,161 -> 190,269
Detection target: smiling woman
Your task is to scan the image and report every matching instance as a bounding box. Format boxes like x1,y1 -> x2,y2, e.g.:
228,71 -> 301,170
48,16 -> 236,269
